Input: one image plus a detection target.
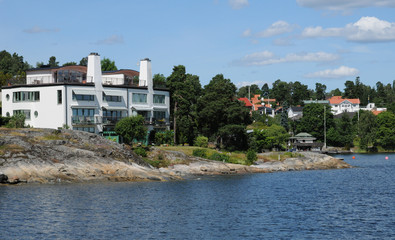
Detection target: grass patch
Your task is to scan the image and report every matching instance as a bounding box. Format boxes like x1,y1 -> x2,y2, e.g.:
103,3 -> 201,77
263,152 -> 304,162
158,146 -> 250,165
0,144 -> 25,155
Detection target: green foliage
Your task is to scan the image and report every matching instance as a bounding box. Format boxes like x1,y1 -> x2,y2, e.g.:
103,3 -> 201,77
327,114 -> 354,148
194,136 -> 208,148
6,114 -> 25,128
237,84 -> 262,98
376,111 -> 395,150
296,103 -> 334,142
0,116 -> 11,126
251,124 -> 289,152
358,111 -> 377,150
62,61 -> 77,66
134,147 -> 147,157
197,74 -> 251,143
79,57 -> 88,66
48,56 -> 59,67
114,115 -> 147,145
192,148 -> 207,158
153,73 -> 166,88
209,152 -> 230,162
154,130 -> 174,145
101,57 -> 117,71
246,149 -> 257,165
217,124 -> 249,151
167,65 -> 201,145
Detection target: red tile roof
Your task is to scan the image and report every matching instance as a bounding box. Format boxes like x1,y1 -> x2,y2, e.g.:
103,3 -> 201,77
329,96 -> 360,104
238,98 -> 253,107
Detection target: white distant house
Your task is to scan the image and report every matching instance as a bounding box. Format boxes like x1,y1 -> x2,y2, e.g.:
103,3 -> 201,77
328,96 -> 360,115
1,53 -> 170,135
288,106 -> 304,120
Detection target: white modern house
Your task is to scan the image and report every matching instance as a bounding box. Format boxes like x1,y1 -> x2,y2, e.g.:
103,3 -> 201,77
1,53 -> 170,135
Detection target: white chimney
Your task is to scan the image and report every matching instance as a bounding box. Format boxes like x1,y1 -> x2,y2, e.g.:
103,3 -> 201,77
139,58 -> 152,90
87,52 -> 102,86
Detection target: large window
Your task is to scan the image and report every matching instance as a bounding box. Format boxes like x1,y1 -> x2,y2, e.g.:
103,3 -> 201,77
103,93 -> 122,102
132,93 -> 147,103
57,70 -> 85,83
153,94 -> 165,104
13,91 -> 40,102
153,111 -> 166,120
13,110 -> 31,120
72,108 -> 95,116
73,93 -> 94,101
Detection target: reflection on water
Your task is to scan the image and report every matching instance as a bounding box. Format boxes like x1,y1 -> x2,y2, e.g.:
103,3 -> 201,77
1,153 -> 394,239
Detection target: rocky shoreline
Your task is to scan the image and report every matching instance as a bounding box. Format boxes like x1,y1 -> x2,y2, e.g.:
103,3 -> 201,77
0,128 -> 351,185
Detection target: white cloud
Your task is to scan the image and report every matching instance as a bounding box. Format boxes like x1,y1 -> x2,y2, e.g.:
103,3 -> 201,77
234,51 -> 339,66
296,0 -> 395,11
242,29 -> 251,37
229,0 -> 249,9
302,16 -> 395,42
236,80 -> 267,89
257,21 -> 297,38
95,35 -> 124,45
23,26 -> 59,34
304,66 -> 359,78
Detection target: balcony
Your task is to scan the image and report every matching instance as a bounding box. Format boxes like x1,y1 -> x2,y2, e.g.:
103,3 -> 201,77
71,116 -> 99,125
102,116 -> 123,125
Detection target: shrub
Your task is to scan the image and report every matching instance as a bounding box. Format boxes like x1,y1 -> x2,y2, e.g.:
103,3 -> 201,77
209,152 -> 230,162
193,148 -> 207,158
6,113 -> 25,128
194,136 -> 208,148
246,149 -> 257,165
134,147 -> 147,157
0,116 -> 11,127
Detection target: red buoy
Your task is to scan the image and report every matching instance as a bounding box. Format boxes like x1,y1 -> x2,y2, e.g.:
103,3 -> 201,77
352,156 -> 356,159
385,156 -> 389,160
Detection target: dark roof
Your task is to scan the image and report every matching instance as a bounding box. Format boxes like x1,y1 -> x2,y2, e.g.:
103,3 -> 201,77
290,106 -> 304,112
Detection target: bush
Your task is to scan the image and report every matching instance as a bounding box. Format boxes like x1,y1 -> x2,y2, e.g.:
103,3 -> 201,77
6,113 -> 25,128
134,147 -> 147,157
246,149 -> 257,165
0,116 -> 11,127
209,152 -> 230,162
193,148 -> 207,158
194,136 -> 208,148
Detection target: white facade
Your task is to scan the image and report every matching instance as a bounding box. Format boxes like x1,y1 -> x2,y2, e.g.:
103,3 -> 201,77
330,100 -> 360,115
1,53 -> 170,134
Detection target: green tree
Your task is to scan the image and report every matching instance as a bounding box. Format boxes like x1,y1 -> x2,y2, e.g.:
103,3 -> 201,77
358,111 -> 377,150
62,61 -> 77,66
197,74 -> 251,143
217,124 -> 248,151
153,73 -> 166,88
101,57 -> 117,71
315,83 -> 327,100
290,81 -> 310,106
237,84 -> 262,98
376,111 -> 395,150
48,56 -> 59,67
296,103 -> 334,142
271,79 -> 291,106
0,50 -> 30,85
251,124 -> 289,152
327,114 -> 354,148
167,65 -> 201,145
79,57 -> 88,66
329,88 -> 342,97
115,115 -> 147,145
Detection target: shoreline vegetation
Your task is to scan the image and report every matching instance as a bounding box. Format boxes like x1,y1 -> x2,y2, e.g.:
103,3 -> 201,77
1,128 -> 351,185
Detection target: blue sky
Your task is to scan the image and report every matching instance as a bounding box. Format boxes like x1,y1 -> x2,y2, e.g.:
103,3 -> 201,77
1,0 -> 395,91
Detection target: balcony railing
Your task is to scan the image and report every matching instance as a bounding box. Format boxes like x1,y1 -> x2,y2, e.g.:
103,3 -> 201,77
71,116 -> 99,125
102,116 -> 123,125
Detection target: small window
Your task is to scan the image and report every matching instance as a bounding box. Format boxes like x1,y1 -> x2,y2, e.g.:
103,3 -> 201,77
57,90 -> 62,104
34,111 -> 38,118
6,112 -> 10,117
6,94 -> 10,101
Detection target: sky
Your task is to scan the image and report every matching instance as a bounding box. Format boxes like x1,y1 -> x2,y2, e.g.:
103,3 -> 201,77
1,0 -> 395,91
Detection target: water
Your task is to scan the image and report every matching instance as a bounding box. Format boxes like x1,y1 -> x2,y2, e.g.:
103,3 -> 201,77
1,153 -> 394,239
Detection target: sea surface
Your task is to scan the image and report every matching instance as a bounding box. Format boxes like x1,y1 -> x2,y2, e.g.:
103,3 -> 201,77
1,153 -> 394,239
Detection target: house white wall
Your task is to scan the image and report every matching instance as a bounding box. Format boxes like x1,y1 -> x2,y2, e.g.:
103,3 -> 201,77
330,101 -> 359,115
2,54 -> 170,134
